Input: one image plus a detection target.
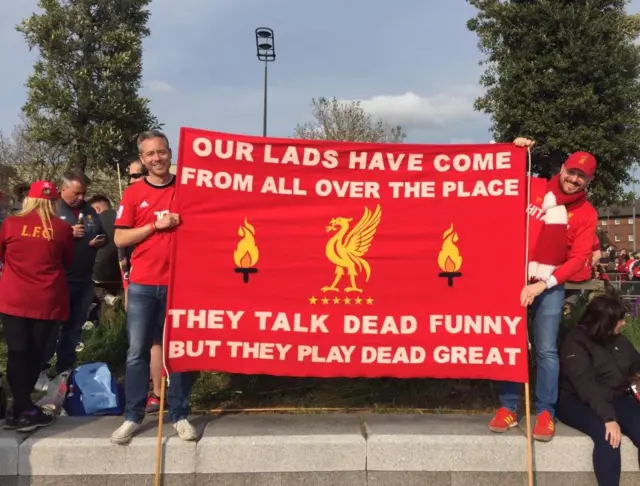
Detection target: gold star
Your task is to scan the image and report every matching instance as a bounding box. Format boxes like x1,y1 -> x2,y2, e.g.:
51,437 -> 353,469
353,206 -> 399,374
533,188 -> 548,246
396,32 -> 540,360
333,297 -> 341,304
366,297 -> 374,305
343,297 -> 351,304
355,297 -> 362,304
309,296 -> 318,304
321,297 -> 329,304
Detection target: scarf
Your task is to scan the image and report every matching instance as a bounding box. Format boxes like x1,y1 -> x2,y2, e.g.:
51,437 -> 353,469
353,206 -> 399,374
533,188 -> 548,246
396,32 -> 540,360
528,175 -> 586,282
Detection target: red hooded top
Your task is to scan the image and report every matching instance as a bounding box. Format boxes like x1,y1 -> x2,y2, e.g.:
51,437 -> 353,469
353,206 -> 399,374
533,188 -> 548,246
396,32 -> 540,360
0,211 -> 74,321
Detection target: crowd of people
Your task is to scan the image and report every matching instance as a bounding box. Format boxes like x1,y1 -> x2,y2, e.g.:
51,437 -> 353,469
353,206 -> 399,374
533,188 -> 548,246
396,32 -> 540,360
0,130 -> 195,442
0,133 -> 637,485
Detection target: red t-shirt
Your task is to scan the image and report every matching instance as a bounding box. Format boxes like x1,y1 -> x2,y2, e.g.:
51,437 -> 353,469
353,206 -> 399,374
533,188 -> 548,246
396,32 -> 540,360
114,177 -> 176,285
0,212 -> 74,320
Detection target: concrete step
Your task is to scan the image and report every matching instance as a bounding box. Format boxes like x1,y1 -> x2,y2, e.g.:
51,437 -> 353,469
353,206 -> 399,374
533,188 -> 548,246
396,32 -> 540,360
0,413 -> 637,485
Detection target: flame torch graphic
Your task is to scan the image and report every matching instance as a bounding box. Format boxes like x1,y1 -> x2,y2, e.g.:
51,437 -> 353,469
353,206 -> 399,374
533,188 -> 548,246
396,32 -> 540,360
233,218 -> 259,283
437,223 -> 463,287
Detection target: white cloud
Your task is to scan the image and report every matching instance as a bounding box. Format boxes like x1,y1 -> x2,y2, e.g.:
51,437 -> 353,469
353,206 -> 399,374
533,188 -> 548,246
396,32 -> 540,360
146,80 -> 175,93
341,85 -> 483,132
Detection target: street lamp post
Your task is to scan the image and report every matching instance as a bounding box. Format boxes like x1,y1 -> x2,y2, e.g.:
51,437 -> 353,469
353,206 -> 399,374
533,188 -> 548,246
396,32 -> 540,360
255,28 -> 276,137
633,166 -> 637,252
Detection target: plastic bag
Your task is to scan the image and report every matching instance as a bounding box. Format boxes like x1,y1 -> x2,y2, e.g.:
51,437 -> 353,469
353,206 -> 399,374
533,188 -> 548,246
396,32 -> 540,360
73,362 -> 117,415
36,370 -> 71,413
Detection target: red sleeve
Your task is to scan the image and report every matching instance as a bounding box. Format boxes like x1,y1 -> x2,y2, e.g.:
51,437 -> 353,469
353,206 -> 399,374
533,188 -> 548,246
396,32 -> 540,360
61,224 -> 74,268
115,188 -> 136,228
552,208 -> 597,285
592,234 -> 600,251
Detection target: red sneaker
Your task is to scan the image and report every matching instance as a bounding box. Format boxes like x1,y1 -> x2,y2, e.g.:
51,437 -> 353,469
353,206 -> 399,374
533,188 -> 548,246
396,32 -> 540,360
145,394 -> 161,413
533,411 -> 555,442
488,407 -> 518,433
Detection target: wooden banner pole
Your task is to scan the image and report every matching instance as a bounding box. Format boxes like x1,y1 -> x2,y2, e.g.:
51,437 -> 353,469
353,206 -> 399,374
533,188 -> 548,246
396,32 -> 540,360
154,376 -> 167,486
524,381 -> 534,486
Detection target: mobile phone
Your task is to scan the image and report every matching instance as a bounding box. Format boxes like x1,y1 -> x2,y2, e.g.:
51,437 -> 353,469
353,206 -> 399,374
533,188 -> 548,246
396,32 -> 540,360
92,235 -> 107,242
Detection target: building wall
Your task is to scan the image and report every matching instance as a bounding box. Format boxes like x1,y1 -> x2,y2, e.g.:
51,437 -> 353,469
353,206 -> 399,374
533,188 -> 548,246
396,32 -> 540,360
599,216 -> 640,250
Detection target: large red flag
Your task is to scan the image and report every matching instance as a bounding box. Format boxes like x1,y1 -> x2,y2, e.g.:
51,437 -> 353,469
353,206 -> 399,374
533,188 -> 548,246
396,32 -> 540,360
165,128 -> 529,383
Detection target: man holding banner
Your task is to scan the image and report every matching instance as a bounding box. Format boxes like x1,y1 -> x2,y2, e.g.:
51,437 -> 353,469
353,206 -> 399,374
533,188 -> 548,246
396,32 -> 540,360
490,137 -> 598,442
111,130 -> 196,445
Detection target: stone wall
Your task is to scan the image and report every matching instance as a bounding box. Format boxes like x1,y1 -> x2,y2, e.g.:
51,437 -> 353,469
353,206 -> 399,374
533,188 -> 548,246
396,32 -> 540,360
0,413 -> 638,485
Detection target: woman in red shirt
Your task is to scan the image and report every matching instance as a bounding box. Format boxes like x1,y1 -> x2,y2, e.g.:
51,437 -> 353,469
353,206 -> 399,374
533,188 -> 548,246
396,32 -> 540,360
0,181 -> 73,432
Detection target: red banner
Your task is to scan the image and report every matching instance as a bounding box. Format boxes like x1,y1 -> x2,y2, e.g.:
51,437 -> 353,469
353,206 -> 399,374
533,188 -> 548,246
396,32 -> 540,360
166,128 -> 529,383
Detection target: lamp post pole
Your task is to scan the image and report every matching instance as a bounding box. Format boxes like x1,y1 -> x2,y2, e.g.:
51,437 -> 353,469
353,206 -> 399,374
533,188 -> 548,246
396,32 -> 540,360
634,166 -> 637,252
255,28 -> 276,137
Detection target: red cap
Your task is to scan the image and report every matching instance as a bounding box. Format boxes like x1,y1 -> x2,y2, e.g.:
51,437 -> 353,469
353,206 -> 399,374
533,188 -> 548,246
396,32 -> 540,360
565,151 -> 596,178
28,180 -> 59,201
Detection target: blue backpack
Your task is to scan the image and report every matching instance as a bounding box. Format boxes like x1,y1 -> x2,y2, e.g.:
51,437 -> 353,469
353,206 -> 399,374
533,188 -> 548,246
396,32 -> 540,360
63,362 -> 124,416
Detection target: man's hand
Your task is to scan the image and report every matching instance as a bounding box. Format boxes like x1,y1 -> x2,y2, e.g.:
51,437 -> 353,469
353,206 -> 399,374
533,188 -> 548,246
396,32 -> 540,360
89,235 -> 107,248
520,281 -> 547,307
513,137 -> 536,148
592,249 -> 602,266
72,223 -> 85,239
155,212 -> 180,231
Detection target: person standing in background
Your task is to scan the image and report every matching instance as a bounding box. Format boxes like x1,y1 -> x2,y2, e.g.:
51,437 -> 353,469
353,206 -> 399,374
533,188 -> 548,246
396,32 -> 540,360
85,195 -> 122,328
0,181 -> 73,432
39,170 -> 107,379
11,183 -> 29,214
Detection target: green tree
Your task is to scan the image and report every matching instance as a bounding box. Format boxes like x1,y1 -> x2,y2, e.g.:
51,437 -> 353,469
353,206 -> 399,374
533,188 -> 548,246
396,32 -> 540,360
467,0 -> 640,205
17,0 -> 160,172
294,97 -> 406,143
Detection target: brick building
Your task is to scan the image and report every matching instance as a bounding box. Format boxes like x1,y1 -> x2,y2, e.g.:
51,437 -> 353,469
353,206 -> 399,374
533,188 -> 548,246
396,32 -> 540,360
598,200 -> 640,250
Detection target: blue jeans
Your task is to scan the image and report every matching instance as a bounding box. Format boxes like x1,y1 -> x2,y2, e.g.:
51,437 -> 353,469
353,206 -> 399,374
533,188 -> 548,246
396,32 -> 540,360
557,393 -> 640,486
51,280 -> 95,373
124,283 -> 195,424
499,285 -> 565,417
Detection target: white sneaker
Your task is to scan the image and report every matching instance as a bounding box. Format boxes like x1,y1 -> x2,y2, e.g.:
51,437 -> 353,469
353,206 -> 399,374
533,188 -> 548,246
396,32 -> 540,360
173,418 -> 197,441
111,420 -> 140,445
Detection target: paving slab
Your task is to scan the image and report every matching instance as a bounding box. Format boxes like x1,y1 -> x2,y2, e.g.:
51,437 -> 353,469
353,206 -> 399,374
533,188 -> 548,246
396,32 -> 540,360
364,413 -> 528,472
0,428 -> 24,477
196,414 -> 366,474
18,415 -> 205,476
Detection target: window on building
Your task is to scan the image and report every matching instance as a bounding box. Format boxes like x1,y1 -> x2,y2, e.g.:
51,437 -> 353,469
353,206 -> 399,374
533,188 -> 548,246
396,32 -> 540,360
615,235 -> 621,242
629,218 -> 634,224
601,220 -> 607,226
615,219 -> 621,225
630,234 -> 635,242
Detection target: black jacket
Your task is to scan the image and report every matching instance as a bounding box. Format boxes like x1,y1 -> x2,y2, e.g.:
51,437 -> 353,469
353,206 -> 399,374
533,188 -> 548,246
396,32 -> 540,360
92,209 -> 120,283
58,200 -> 104,282
559,326 -> 640,422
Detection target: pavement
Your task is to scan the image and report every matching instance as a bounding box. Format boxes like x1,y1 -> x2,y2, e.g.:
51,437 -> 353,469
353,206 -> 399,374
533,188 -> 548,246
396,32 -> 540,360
0,413 -> 638,485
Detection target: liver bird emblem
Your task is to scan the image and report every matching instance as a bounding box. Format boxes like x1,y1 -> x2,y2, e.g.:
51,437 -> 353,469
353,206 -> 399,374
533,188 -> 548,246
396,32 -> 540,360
321,204 -> 382,293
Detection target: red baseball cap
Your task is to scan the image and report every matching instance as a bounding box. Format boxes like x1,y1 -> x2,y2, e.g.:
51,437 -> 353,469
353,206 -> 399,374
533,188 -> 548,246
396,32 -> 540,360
28,180 -> 59,201
564,151 -> 596,178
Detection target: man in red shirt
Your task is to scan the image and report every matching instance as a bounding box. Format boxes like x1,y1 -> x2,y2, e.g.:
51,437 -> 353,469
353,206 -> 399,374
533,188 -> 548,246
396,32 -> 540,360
490,137 -> 598,442
111,130 -> 196,445
118,160 -> 163,413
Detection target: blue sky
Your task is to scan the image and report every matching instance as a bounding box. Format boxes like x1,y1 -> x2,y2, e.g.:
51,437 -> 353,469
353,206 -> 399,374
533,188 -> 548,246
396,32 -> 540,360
2,0 -> 640,150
